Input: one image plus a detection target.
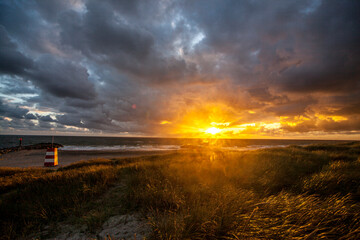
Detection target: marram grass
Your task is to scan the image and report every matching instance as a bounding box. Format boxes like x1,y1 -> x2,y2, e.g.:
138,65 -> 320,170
0,142 -> 359,239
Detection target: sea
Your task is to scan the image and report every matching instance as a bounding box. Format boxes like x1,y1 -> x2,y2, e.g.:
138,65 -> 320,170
0,135 -> 352,152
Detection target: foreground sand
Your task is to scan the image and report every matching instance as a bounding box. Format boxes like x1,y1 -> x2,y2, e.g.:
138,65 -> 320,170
0,149 -> 176,168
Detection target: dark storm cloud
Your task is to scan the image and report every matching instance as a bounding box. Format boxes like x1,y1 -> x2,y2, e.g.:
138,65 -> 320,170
0,0 -> 55,54
0,75 -> 38,96
56,114 -> 84,128
319,116 -> 360,132
24,113 -> 37,120
331,92 -> 360,115
59,0 -> 200,85
29,56 -> 96,100
188,0 -> 359,93
34,0 -> 74,22
0,0 -> 359,137
274,1 -> 360,94
248,87 -> 288,104
0,26 -> 33,75
37,114 -> 55,122
64,98 -> 99,109
266,97 -> 317,116
0,99 -> 29,119
59,2 -> 154,59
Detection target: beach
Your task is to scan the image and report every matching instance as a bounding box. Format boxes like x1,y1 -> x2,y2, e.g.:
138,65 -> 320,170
0,135 -> 348,169
0,149 -> 177,168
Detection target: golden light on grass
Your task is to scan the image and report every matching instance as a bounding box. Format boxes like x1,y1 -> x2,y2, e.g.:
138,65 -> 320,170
2,142 -> 359,239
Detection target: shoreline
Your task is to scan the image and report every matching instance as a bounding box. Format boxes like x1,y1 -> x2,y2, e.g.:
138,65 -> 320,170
0,149 -> 178,168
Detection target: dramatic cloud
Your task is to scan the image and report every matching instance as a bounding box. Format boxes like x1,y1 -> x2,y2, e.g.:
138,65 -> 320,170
0,26 -> 33,75
0,0 -> 359,139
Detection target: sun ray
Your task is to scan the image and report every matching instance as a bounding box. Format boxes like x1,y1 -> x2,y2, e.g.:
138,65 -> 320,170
205,127 -> 221,135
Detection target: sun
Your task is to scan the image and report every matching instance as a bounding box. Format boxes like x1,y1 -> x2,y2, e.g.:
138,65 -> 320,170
205,127 -> 221,135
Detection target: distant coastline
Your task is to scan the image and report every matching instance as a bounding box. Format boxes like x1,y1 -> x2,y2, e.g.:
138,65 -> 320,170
0,134 -> 354,150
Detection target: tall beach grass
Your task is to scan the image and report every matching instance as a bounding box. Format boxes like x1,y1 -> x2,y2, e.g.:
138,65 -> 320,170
0,142 -> 359,239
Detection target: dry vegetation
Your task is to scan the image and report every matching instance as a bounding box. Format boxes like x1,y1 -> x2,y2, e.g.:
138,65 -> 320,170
0,142 -> 360,239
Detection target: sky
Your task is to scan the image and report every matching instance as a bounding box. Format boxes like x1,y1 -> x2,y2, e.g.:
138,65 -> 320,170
0,0 -> 359,139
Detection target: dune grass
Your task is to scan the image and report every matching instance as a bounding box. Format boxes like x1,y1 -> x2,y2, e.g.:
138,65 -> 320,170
0,165 -> 120,238
0,142 -> 359,239
125,142 -> 360,239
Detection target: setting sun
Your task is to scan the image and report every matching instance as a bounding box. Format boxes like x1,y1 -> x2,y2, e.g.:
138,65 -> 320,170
1,1 -> 360,238
205,127 -> 221,135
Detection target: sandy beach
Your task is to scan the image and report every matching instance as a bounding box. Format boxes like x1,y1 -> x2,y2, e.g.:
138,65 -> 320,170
0,149 -> 176,168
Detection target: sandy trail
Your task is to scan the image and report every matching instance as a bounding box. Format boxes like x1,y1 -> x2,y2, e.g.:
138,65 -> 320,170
0,149 -> 176,168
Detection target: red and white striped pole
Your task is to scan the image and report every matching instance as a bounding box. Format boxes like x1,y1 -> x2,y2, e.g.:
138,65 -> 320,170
44,148 -> 58,167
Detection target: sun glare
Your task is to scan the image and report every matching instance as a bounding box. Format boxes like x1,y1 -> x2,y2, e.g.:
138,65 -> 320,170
205,127 -> 221,135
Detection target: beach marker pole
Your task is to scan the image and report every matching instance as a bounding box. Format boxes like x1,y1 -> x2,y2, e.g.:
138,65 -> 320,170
44,148 -> 58,167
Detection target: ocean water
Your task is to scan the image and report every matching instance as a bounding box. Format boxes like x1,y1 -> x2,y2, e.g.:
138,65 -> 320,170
0,135 -> 350,152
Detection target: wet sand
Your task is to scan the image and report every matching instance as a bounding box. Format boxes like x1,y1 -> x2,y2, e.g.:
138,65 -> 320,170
0,149 -> 177,168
